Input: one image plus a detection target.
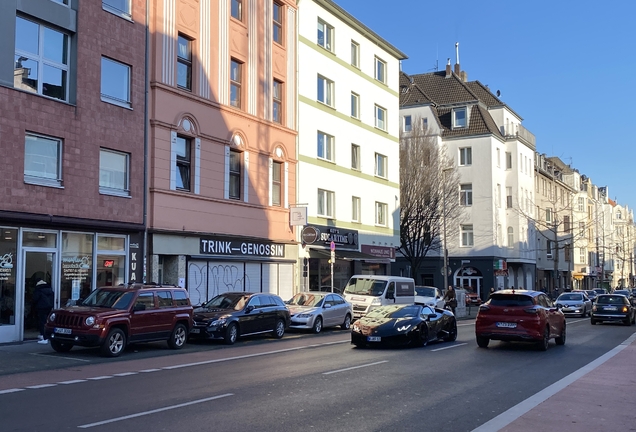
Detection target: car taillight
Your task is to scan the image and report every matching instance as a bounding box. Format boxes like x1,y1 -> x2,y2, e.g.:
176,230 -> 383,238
524,307 -> 539,314
478,304 -> 490,312
622,306 -> 629,313
592,305 -> 597,312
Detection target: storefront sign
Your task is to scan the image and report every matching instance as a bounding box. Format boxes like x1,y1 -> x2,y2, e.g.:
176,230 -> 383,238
301,226 -> 319,244
200,237 -> 286,258
361,245 -> 395,259
128,232 -> 144,283
0,253 -> 14,281
62,256 -> 91,282
305,224 -> 359,250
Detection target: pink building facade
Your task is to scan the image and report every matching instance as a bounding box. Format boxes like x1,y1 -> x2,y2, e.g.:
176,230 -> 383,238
147,0 -> 299,304
0,0 -> 146,343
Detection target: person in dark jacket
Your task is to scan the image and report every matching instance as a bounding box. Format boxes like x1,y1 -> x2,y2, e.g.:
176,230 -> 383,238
443,285 -> 457,315
32,280 -> 54,344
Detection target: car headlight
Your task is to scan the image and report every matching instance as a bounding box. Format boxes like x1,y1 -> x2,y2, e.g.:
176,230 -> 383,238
210,318 -> 227,327
85,316 -> 95,326
371,298 -> 382,306
352,323 -> 360,332
49,313 -> 56,322
297,313 -> 312,318
397,324 -> 411,332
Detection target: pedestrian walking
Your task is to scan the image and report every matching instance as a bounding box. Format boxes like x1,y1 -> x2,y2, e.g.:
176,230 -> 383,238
32,280 -> 54,344
443,285 -> 457,315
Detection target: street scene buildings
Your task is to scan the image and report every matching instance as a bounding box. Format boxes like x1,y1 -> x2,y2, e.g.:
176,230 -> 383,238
1,0 -> 634,343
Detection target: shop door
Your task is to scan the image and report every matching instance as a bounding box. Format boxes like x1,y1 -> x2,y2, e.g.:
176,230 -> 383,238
22,251 -> 56,341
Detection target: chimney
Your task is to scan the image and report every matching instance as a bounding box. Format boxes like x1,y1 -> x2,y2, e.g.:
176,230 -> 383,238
445,58 -> 451,78
454,42 -> 460,75
461,71 -> 468,82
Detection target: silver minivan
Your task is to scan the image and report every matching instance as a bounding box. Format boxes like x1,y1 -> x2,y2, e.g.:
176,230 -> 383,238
343,275 -> 415,319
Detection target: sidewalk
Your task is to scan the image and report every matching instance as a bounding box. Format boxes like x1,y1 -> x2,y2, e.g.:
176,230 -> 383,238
474,331 -> 636,432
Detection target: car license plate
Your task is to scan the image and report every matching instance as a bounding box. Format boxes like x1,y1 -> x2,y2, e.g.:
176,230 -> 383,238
190,328 -> 200,334
367,336 -> 381,342
604,307 -> 617,311
54,327 -> 71,335
496,322 -> 517,328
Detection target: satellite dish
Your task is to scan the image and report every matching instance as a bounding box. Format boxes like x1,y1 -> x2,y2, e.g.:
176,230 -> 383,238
496,90 -> 501,97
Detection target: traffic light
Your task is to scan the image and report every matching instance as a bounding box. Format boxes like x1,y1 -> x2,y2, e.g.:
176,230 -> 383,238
302,258 -> 308,278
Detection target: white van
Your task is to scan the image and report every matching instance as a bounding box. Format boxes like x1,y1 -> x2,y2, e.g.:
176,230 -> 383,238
343,275 -> 415,319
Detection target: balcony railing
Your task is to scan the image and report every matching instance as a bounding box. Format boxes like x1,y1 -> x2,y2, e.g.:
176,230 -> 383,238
503,124 -> 536,149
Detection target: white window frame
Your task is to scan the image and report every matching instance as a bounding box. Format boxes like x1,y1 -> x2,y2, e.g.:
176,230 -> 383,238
99,148 -> 130,196
506,151 -> 512,169
579,247 -> 586,264
352,196 -> 361,223
461,225 -> 474,247
403,115 -> 412,132
318,189 -> 335,218
273,79 -> 283,124
375,202 -> 388,226
375,104 -> 387,130
459,147 -> 472,166
272,1 -> 283,45
24,133 -> 63,187
546,240 -> 553,259
101,57 -> 131,108
317,75 -> 334,106
506,186 -> 513,208
578,197 -> 585,212
546,208 -> 553,223
102,0 -> 132,19
174,135 -> 192,191
453,107 -> 467,128
375,56 -> 386,84
317,131 -> 334,162
15,17 -> 70,102
228,149 -> 241,200
350,92 -> 359,118
375,153 -> 387,179
460,184 -> 472,206
507,227 -> 514,248
351,144 -> 360,170
231,0 -> 242,21
351,40 -> 359,67
317,19 -> 334,51
230,58 -> 242,108
272,160 -> 282,207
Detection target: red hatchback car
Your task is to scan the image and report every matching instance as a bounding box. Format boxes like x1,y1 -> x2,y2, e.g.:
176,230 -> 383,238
475,289 -> 566,351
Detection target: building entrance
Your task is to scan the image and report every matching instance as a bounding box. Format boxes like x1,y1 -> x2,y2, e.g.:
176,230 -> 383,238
22,250 -> 56,340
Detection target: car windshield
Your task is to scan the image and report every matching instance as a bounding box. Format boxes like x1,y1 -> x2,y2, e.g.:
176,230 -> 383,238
287,293 -> 324,307
415,287 -> 436,297
202,294 -> 248,311
344,278 -> 387,296
81,289 -> 135,310
366,305 -> 421,319
614,290 -> 630,297
489,294 -> 534,307
557,294 -> 583,301
596,296 -> 626,305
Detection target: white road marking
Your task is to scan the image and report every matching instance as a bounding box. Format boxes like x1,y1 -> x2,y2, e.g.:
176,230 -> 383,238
77,393 -> 234,428
322,360 -> 389,375
471,331 -> 636,432
26,384 -> 57,389
30,353 -> 91,362
87,376 -> 112,381
139,369 -> 161,373
458,322 -> 475,327
431,343 -> 467,352
0,388 -> 25,395
58,380 -> 87,385
113,372 -> 138,377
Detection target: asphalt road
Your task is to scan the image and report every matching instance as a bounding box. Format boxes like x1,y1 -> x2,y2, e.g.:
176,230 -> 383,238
1,318 -> 634,432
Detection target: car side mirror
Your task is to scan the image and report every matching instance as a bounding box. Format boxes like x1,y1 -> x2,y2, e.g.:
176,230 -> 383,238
324,303 -> 331,309
245,305 -> 254,313
427,313 -> 436,320
133,303 -> 146,312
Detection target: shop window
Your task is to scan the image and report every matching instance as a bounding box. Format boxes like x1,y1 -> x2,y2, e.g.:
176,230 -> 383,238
97,235 -> 126,287
60,232 -> 93,306
0,228 -> 18,326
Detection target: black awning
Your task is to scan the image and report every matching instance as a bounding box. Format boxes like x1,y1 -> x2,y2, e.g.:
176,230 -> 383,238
308,248 -> 390,262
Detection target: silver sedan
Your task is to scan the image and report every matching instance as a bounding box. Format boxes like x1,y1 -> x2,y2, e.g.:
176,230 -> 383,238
286,292 -> 353,333
556,292 -> 592,317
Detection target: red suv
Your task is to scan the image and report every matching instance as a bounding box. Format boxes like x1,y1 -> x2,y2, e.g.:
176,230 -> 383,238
44,284 -> 193,357
475,289 -> 565,351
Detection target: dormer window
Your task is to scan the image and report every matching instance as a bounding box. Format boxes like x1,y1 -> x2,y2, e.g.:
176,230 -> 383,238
453,107 -> 467,128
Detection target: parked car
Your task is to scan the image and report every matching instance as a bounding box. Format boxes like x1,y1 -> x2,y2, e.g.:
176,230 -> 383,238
555,292 -> 592,317
591,294 -> 635,326
44,284 -> 193,357
414,286 -> 445,309
465,289 -> 482,306
351,304 -> 457,348
311,285 -> 343,294
475,289 -> 566,351
189,292 -> 290,344
286,292 -> 352,333
583,290 -> 598,303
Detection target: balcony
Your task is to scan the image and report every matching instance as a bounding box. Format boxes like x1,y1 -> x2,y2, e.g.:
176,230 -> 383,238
503,124 -> 536,150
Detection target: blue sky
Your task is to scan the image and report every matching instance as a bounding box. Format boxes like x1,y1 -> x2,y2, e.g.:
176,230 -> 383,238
335,0 -> 636,209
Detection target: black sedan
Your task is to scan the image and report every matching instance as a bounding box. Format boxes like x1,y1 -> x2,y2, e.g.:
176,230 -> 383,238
591,294 -> 635,326
351,304 -> 457,348
189,292 -> 291,344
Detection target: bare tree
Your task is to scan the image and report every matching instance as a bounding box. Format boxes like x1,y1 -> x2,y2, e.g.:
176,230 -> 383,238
398,122 -> 461,282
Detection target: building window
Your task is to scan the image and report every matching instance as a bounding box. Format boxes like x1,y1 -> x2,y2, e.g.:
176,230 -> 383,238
317,132 -> 334,162
175,136 -> 191,191
351,144 -> 360,170
578,197 -> 585,212
506,186 -> 513,208
231,0 -> 242,20
404,115 -> 412,132
317,19 -> 334,51
461,225 -> 474,247
375,57 -> 386,84
318,189 -> 334,218
273,79 -> 283,123
351,41 -> 359,67
103,0 -> 131,17
459,147 -> 472,166
99,148 -> 130,196
317,75 -> 333,106
496,148 -> 501,167
460,184 -> 472,206
579,247 -> 586,264
579,222 -> 585,238
177,34 -> 192,90
507,227 -> 514,247
546,208 -> 553,223
375,202 -> 387,226
453,108 -> 467,128
230,59 -> 242,108
51,0 -> 69,4
15,17 -> 69,102
496,184 -> 501,208
24,133 -> 62,186
375,105 -> 387,130
351,92 -> 359,118
272,161 -> 282,206
375,153 -> 387,178
101,57 -> 131,108
563,215 -> 570,232
229,150 -> 241,200
352,196 -> 361,222
506,152 -> 512,169
273,2 -> 283,44
546,240 -> 553,259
